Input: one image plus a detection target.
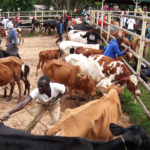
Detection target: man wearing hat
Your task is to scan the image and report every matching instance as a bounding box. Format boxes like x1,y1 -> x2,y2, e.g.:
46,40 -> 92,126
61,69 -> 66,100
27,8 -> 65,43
6,21 -> 20,58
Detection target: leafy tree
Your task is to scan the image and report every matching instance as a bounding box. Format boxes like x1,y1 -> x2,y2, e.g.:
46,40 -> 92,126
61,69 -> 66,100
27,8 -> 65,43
0,0 -> 34,11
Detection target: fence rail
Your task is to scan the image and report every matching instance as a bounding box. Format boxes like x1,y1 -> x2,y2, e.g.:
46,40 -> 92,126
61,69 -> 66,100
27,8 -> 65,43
92,10 -> 150,120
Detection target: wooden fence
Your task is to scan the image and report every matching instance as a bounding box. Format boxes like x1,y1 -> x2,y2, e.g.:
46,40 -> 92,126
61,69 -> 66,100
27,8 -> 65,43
0,10 -> 82,24
91,10 -> 150,120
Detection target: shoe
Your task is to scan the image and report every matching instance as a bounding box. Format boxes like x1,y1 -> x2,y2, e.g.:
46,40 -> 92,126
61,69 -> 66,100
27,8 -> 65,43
55,42 -> 59,45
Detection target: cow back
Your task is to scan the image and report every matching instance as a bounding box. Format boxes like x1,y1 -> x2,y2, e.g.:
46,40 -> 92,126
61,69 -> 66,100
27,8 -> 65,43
43,59 -> 81,86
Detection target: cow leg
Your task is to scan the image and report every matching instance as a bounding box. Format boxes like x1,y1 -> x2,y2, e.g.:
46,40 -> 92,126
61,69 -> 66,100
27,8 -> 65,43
36,59 -> 41,76
23,80 -> 30,95
7,82 -> 15,102
76,92 -> 80,106
41,61 -> 45,72
68,87 -> 72,107
18,33 -> 21,45
16,80 -> 21,103
4,85 -> 7,98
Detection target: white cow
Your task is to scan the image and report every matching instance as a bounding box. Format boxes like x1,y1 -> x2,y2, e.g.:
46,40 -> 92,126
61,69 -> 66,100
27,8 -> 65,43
75,18 -> 82,24
59,41 -> 100,60
68,30 -> 87,44
65,54 -> 105,84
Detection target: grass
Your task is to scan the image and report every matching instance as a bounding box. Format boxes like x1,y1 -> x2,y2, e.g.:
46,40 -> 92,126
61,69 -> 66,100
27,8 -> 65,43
120,46 -> 150,135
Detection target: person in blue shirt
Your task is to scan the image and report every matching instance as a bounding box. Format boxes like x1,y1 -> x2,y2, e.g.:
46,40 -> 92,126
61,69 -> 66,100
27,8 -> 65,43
6,21 -> 21,58
103,36 -> 130,59
56,19 -> 63,45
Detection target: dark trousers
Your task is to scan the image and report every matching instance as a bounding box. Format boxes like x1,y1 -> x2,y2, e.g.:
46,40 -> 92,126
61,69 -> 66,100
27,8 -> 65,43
56,33 -> 63,43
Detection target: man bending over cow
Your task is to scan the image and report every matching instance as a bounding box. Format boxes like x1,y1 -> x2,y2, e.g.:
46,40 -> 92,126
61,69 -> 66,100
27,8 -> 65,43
103,36 -> 130,59
80,27 -> 102,44
1,76 -> 66,132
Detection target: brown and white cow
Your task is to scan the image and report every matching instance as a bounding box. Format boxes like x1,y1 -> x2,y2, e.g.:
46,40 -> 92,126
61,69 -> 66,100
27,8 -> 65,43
93,55 -> 141,96
0,56 -> 23,102
46,89 -> 122,142
75,47 -> 104,57
43,59 -> 95,105
15,28 -> 24,45
36,49 -> 59,76
131,38 -> 148,61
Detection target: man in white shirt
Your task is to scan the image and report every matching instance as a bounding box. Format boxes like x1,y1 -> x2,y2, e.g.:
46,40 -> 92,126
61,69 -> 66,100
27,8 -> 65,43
2,15 -> 9,29
123,11 -> 128,28
127,17 -> 135,41
1,76 -> 66,132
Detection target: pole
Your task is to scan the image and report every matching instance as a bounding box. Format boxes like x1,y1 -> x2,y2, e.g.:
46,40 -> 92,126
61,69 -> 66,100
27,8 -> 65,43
67,0 -> 70,11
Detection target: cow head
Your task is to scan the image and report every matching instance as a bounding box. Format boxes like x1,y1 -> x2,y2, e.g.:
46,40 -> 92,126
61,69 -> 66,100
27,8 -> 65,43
78,75 -> 95,96
67,26 -> 73,33
126,75 -> 141,96
125,52 -> 133,63
110,123 -> 150,150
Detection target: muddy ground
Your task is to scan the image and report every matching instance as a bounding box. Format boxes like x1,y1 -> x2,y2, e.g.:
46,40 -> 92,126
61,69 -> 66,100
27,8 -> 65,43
0,34 -> 133,135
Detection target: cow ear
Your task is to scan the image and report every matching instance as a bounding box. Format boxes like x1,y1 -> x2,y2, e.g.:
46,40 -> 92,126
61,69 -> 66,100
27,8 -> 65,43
143,139 -> 150,149
109,123 -> 125,136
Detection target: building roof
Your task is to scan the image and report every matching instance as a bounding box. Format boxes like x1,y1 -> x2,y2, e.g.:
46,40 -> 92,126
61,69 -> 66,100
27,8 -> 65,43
94,0 -> 150,5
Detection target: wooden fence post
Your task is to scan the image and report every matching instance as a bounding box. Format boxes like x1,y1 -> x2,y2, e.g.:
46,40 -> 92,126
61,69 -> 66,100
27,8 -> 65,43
107,11 -> 111,42
101,11 -> 104,35
119,11 -> 124,36
134,12 -> 147,104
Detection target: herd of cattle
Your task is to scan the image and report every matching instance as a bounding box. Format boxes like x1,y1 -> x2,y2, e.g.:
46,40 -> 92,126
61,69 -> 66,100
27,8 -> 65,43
0,17 -> 150,150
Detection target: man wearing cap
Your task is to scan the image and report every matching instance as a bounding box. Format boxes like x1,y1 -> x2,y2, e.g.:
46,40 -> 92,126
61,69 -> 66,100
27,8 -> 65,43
13,15 -> 19,23
123,11 -> 128,28
6,21 -> 20,58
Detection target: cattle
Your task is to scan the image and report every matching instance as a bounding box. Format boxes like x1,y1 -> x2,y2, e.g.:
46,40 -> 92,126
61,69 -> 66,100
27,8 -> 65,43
41,20 -> 57,36
112,30 -> 129,38
67,24 -> 94,32
0,56 -> 22,102
67,30 -> 87,44
65,54 -> 105,84
103,26 -> 118,33
36,49 -> 59,76
43,59 -> 95,105
14,28 -> 24,45
0,122 -> 150,150
59,41 -> 101,60
31,17 -> 40,36
131,38 -> 148,62
0,28 -> 7,39
75,47 -> 104,57
93,55 -> 141,96
75,18 -> 82,24
45,90 -> 123,142
111,19 -> 120,26
0,50 -> 30,96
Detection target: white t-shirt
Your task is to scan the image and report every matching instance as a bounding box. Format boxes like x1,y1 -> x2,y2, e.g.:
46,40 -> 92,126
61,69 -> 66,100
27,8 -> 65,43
123,17 -> 128,27
30,82 -> 66,105
127,18 -> 135,30
2,18 -> 9,29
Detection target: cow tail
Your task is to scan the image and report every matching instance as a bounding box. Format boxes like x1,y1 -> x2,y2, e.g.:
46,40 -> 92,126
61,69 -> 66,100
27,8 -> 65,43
59,48 -> 62,57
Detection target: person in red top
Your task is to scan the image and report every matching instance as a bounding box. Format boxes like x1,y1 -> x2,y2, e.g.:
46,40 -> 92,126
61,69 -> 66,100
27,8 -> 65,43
13,15 -> 19,23
98,15 -> 107,26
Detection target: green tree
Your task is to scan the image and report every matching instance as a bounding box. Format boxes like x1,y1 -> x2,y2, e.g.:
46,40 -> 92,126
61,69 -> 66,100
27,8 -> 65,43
0,0 -> 34,11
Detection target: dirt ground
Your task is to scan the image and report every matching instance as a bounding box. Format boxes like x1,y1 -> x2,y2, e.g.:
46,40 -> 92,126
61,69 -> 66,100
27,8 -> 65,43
0,34 -> 133,135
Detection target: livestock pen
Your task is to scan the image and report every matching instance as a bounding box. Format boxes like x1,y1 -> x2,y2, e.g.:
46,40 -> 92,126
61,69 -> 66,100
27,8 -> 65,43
91,9 -> 150,134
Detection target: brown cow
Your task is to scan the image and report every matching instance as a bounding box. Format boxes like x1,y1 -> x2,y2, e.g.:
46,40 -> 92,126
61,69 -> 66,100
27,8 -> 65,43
93,55 -> 141,96
0,56 -> 23,102
131,38 -> 148,61
15,28 -> 24,45
111,20 -> 119,26
46,89 -> 122,141
113,30 -> 129,38
0,29 -> 7,39
75,47 -> 104,57
36,49 -> 59,76
43,59 -> 95,105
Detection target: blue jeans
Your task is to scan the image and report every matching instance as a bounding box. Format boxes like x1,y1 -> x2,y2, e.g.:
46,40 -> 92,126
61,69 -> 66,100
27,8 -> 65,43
128,30 -> 134,41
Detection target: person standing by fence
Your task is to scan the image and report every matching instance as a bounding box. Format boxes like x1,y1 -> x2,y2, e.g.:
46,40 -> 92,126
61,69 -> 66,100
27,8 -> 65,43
2,15 -> 9,29
127,17 -> 135,41
56,19 -> 63,45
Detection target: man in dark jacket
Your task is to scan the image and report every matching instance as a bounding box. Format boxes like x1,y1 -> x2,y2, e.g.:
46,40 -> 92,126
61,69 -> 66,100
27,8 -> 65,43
56,19 -> 63,45
80,27 -> 102,44
103,36 -> 130,59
